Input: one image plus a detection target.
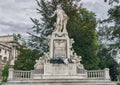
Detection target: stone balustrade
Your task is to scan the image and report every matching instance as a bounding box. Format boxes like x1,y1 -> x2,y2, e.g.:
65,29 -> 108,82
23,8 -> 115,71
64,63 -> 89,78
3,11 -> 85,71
87,70 -> 104,79
8,68 -> 33,80
87,68 -> 110,80
13,70 -> 32,79
8,68 -> 110,80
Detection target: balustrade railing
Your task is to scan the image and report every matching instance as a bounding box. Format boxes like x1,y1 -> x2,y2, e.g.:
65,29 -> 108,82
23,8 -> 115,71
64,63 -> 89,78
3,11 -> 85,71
13,70 -> 32,79
87,70 -> 105,79
87,68 -> 110,80
8,68 -> 110,80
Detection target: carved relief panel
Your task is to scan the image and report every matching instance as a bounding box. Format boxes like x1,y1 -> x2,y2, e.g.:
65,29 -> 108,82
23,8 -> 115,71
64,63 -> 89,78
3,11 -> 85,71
53,40 -> 67,58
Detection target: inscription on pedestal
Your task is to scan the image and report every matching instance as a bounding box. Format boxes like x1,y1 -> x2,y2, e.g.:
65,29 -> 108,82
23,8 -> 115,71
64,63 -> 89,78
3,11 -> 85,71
44,64 -> 77,75
53,40 -> 67,59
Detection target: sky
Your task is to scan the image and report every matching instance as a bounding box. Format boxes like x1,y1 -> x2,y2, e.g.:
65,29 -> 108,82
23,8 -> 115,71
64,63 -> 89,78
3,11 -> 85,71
0,0 -> 110,39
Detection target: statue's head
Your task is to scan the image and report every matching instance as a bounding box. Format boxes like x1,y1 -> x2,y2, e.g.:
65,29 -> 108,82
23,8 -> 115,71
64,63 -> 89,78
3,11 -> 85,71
57,4 -> 62,9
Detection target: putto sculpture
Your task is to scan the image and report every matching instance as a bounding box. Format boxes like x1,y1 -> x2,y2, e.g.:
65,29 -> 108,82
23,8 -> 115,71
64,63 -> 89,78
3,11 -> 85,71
49,4 -> 69,33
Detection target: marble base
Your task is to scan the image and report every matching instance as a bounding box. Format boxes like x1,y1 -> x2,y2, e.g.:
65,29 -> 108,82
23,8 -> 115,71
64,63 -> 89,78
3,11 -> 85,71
44,63 -> 78,75
33,74 -> 87,79
33,63 -> 86,79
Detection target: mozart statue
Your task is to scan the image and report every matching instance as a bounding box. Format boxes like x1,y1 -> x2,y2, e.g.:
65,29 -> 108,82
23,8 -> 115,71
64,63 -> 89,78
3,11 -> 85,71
49,4 -> 69,33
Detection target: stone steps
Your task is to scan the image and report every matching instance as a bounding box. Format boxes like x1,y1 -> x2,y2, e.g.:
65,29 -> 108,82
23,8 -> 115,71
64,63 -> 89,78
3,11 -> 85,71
2,79 -> 117,85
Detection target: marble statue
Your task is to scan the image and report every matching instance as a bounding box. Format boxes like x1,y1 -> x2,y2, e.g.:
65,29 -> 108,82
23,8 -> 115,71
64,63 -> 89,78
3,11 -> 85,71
63,58 -> 69,64
34,59 -> 44,69
71,53 -> 83,69
34,52 -> 50,69
43,52 -> 50,63
49,4 -> 69,33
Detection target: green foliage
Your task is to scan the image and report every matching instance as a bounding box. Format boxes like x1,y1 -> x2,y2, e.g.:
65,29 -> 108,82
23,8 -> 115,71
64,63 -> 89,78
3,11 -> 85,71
97,6 -> 120,79
14,48 -> 41,70
67,8 -> 99,70
98,5 -> 120,63
97,4 -> 120,81
97,44 -> 118,81
117,83 -> 120,85
97,6 -> 120,78
2,64 -> 9,82
104,0 -> 119,4
117,63 -> 120,81
98,5 -> 120,52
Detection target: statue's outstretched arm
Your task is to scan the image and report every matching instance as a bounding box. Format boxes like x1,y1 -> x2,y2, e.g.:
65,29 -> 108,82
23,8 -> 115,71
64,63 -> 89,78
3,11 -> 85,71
48,10 -> 56,18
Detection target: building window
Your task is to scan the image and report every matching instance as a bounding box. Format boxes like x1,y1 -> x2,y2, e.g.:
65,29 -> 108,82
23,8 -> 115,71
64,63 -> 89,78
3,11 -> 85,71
0,55 -> 2,60
3,57 -> 7,63
5,50 -> 7,54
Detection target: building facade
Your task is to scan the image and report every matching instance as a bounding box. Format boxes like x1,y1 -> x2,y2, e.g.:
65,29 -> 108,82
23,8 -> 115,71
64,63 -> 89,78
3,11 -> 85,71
0,34 -> 25,80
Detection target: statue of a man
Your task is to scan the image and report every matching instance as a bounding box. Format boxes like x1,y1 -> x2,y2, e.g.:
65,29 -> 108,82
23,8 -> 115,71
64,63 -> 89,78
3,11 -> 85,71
49,4 -> 69,33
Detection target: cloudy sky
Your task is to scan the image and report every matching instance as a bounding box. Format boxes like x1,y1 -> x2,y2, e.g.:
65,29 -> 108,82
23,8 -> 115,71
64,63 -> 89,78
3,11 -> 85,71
0,0 -> 110,38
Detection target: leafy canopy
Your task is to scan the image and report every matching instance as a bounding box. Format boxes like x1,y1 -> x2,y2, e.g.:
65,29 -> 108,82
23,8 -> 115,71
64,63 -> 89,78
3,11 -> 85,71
14,48 -> 41,70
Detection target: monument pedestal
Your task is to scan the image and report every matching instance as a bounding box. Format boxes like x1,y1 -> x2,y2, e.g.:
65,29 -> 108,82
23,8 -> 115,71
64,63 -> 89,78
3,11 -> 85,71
33,63 -> 87,79
44,64 -> 77,75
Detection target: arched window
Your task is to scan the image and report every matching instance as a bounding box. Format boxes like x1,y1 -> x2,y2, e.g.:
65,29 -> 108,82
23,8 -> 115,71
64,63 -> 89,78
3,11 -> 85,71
3,57 -> 7,63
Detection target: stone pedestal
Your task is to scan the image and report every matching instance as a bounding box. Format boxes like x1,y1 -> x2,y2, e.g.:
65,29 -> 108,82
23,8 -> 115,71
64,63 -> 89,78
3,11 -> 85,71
44,64 -> 77,75
33,63 -> 87,79
50,32 -> 70,59
8,68 -> 14,81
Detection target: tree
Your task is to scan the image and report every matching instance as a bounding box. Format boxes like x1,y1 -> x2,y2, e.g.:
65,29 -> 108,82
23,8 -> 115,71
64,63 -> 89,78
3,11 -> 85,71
2,64 -> 9,82
67,8 -> 99,70
104,0 -> 119,4
97,44 -> 118,81
29,0 -> 99,70
98,5 -> 120,61
97,3 -> 120,80
14,48 -> 41,70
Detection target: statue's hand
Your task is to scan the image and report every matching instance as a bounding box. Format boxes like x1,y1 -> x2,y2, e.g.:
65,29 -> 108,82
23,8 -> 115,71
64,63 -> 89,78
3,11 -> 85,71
47,11 -> 56,18
48,15 -> 52,18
